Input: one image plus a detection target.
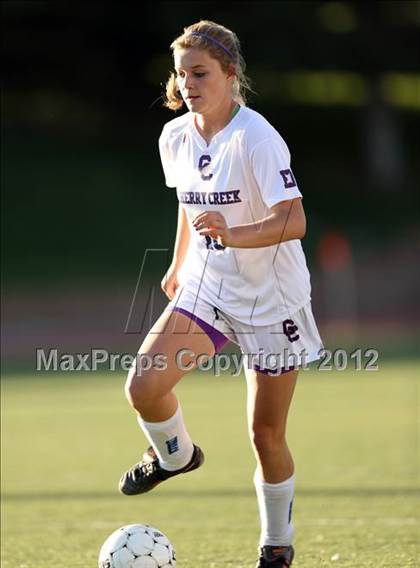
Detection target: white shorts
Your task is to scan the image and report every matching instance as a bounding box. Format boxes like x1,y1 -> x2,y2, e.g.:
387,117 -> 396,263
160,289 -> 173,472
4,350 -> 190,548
166,286 -> 323,375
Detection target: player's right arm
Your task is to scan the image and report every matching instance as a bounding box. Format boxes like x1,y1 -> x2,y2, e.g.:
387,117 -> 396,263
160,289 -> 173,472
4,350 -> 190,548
161,204 -> 190,300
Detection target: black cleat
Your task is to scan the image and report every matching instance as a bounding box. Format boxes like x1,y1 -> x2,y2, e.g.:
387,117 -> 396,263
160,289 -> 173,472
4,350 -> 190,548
118,444 -> 204,495
256,545 -> 295,567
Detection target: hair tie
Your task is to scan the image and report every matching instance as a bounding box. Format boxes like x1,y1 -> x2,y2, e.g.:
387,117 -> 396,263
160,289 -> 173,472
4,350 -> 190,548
190,31 -> 235,60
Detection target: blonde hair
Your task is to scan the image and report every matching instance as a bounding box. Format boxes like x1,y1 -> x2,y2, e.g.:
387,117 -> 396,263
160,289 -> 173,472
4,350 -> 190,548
164,20 -> 252,111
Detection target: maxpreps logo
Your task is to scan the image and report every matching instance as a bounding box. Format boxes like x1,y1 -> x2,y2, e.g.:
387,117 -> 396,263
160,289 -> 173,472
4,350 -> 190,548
280,168 -> 297,189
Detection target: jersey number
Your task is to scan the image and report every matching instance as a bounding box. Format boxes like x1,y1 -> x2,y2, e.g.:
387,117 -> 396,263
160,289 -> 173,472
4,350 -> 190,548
205,236 -> 225,251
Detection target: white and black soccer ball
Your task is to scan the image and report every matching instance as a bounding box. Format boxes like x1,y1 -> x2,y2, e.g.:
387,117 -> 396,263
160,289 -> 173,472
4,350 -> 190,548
98,524 -> 176,568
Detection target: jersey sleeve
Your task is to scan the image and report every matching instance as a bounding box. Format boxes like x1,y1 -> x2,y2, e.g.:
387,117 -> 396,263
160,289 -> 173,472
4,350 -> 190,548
158,127 -> 177,188
250,136 -> 302,208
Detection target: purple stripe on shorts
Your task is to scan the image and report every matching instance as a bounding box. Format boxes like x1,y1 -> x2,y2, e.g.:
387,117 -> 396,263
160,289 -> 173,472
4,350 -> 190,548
172,307 -> 230,353
253,364 -> 296,376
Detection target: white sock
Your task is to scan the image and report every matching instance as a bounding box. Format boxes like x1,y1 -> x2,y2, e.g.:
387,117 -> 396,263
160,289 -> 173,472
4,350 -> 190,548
254,469 -> 295,547
137,404 -> 194,471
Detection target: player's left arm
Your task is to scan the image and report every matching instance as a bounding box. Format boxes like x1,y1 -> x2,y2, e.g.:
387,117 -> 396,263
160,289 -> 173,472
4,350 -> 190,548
193,197 -> 306,248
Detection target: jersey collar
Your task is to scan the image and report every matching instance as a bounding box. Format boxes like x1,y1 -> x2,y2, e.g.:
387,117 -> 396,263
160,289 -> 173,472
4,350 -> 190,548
189,105 -> 243,150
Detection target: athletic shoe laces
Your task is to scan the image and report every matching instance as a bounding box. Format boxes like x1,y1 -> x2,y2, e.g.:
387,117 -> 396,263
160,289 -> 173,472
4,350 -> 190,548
131,460 -> 157,480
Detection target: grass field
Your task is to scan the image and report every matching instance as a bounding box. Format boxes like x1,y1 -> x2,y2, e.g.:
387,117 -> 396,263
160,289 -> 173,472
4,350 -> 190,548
2,361 -> 419,567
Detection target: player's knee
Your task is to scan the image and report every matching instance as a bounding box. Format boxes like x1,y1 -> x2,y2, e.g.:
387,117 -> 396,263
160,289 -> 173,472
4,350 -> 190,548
124,368 -> 140,408
251,425 -> 286,457
124,367 -> 161,412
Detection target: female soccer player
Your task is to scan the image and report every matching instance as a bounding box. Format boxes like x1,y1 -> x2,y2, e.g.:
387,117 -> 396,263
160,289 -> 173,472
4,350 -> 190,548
119,20 -> 323,568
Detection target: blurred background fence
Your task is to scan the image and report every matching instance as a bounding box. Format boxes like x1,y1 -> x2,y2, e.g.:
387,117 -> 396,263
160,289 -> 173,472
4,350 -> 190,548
2,1 -> 419,371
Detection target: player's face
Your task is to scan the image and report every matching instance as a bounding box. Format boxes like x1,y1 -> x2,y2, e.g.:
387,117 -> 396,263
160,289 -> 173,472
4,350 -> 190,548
174,48 -> 234,115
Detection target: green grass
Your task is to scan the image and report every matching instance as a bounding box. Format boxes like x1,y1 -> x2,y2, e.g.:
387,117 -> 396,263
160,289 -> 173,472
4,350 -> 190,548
2,361 -> 419,567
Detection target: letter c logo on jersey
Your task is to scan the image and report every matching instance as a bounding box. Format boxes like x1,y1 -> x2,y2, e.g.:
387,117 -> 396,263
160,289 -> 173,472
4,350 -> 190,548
283,319 -> 300,342
198,154 -> 213,181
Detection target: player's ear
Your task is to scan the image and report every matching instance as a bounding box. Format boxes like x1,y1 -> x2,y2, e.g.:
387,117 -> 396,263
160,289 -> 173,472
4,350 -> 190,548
170,71 -> 183,99
226,65 -> 235,79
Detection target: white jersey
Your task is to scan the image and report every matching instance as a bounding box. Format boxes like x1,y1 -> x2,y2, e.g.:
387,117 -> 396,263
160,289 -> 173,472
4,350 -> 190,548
158,105 -> 312,326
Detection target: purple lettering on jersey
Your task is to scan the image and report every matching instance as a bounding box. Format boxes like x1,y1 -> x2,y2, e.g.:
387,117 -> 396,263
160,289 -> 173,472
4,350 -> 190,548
198,154 -> 213,181
178,191 -> 204,204
179,192 -> 188,204
280,169 -> 297,189
178,190 -> 242,206
206,190 -> 242,205
231,190 -> 241,203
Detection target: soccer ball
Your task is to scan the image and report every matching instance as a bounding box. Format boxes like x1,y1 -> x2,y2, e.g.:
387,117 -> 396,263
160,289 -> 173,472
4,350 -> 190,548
98,524 -> 176,568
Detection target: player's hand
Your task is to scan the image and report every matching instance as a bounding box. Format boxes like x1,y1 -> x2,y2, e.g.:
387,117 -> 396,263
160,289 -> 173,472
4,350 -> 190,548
161,264 -> 180,300
192,211 -> 233,247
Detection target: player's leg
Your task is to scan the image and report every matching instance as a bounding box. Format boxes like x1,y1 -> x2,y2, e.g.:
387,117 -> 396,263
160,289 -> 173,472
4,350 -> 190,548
119,308 -> 223,495
246,367 -> 298,482
125,308 -> 215,420
245,366 -> 298,567
234,303 -> 322,565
